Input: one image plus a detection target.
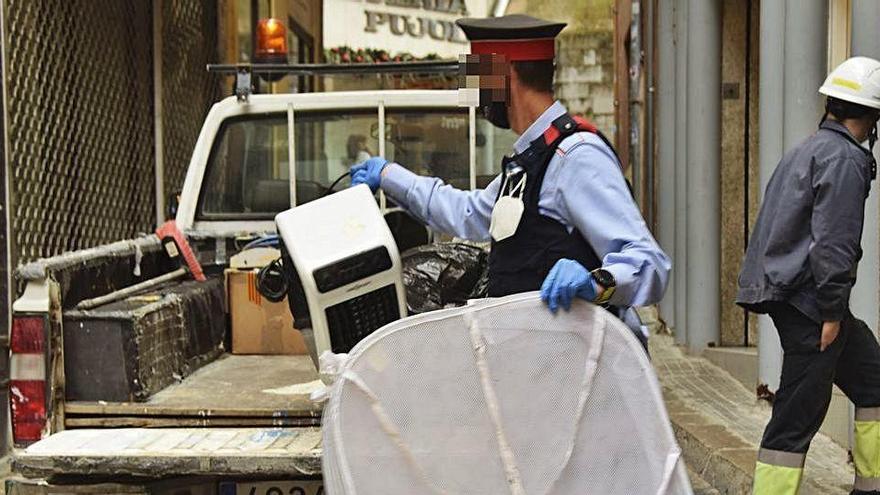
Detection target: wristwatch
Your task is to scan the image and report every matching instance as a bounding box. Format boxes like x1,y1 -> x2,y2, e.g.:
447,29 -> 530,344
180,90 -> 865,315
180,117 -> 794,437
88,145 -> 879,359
591,268 -> 617,304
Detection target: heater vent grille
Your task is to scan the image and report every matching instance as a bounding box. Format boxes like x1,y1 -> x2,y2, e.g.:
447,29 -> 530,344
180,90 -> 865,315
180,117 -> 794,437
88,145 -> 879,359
325,285 -> 399,353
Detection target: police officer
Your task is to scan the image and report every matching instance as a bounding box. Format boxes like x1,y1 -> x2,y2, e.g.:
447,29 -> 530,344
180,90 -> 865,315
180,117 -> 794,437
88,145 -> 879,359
351,14 -> 670,344
737,57 -> 880,494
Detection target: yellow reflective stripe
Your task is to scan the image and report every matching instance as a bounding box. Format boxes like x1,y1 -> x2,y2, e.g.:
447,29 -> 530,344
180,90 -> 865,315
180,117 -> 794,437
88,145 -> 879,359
753,461 -> 803,495
832,77 -> 862,91
855,419 -> 880,478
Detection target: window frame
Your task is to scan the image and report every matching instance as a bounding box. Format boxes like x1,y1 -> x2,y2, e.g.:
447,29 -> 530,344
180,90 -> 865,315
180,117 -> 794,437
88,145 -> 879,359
381,106 -> 472,189
195,102 -> 479,222
182,91 -> 476,234
196,112 -> 290,221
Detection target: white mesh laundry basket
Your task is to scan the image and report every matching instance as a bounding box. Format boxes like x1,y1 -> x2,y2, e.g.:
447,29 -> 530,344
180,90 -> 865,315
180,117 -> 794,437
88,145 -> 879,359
320,293 -> 693,495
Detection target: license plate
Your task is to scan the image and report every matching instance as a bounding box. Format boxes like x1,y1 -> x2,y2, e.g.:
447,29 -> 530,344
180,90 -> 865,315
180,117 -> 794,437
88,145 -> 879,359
233,481 -> 324,495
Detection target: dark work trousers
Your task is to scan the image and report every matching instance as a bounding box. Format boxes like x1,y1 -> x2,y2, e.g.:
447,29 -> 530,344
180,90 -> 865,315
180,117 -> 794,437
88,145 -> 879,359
762,303 -> 880,453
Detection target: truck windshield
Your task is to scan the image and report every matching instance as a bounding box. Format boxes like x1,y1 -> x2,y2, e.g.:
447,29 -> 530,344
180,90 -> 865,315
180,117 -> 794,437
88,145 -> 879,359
198,109 -> 516,220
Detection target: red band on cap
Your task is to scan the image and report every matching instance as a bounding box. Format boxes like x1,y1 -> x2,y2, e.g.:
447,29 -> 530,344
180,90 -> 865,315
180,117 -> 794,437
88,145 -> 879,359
470,38 -> 555,61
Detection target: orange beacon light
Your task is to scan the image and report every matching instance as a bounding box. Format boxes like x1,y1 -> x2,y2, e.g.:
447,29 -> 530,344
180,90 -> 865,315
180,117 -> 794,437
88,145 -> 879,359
255,18 -> 288,64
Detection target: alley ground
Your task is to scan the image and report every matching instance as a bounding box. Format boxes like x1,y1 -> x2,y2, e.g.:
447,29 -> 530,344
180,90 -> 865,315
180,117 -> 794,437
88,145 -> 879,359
653,334 -> 854,494
0,332 -> 859,495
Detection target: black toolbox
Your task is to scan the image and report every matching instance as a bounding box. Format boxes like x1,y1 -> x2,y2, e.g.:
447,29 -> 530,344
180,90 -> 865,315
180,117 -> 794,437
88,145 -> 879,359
63,277 -> 226,402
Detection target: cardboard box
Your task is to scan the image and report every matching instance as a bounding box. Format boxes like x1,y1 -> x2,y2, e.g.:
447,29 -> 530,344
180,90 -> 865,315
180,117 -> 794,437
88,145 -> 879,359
226,268 -> 308,355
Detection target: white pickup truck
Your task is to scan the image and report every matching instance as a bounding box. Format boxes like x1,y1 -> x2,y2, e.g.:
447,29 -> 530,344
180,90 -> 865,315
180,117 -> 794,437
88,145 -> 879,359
6,89 -> 515,495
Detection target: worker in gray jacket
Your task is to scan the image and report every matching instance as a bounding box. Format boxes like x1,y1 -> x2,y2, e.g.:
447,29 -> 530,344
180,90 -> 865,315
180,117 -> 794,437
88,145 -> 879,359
737,57 -> 880,494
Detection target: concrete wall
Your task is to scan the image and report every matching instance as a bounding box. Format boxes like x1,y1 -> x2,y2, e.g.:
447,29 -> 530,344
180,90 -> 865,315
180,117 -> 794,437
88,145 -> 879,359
506,0 -> 616,133
555,33 -> 616,132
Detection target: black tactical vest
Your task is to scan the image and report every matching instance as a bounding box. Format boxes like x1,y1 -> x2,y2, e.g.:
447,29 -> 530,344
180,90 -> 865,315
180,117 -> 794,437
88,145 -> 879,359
487,113 -> 622,297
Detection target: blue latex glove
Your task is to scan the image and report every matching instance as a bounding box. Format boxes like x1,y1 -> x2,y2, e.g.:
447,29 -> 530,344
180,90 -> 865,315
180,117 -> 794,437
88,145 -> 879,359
540,259 -> 599,313
350,157 -> 389,193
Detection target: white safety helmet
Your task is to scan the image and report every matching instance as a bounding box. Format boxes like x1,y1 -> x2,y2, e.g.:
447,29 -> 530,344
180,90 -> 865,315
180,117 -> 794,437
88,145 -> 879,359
819,56 -> 880,110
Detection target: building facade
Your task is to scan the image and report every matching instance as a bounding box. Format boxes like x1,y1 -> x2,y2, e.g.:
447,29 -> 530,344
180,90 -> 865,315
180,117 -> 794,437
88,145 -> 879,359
654,0 -> 880,447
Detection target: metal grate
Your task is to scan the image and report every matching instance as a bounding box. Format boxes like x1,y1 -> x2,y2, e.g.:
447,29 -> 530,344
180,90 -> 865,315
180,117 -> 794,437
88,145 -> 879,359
161,0 -> 222,206
325,285 -> 400,353
4,0 -> 221,266
5,0 -> 155,264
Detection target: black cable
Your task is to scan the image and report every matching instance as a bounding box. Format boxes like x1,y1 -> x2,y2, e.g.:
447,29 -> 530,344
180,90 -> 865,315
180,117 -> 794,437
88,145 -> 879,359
324,171 -> 352,197
256,258 -> 288,302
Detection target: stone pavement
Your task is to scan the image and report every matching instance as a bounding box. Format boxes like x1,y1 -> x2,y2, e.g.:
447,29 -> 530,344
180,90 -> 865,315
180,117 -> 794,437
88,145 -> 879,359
651,334 -> 855,494
688,467 -> 722,495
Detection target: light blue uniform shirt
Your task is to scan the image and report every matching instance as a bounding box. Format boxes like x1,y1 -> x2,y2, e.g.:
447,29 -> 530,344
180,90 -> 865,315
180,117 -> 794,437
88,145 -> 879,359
381,101 -> 670,330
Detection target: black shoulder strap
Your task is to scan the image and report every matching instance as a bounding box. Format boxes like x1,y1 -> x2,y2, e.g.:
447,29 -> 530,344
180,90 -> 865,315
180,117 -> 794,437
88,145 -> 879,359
499,112 -> 634,203
545,113 -> 633,196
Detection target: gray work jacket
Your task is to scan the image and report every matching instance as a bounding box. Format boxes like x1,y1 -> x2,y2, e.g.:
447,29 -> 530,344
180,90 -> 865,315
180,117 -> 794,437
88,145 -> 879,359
736,120 -> 874,323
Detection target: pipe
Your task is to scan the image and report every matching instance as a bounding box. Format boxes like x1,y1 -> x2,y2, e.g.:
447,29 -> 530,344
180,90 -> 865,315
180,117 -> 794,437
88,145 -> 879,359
850,0 -> 880,336
0,0 -> 12,344
629,0 -> 642,207
757,0 -> 829,392
656,0 -> 676,329
288,104 -> 297,207
742,0 -> 753,347
779,0 -> 828,374
153,0 -> 165,225
850,0 -> 880,454
76,268 -> 186,311
673,0 -> 688,346
684,0 -> 721,353
644,0 -> 655,229
782,0 -> 828,150
756,0 -> 786,394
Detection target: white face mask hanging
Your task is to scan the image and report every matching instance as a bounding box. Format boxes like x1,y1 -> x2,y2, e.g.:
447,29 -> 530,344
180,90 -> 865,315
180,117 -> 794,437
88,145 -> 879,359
489,173 -> 526,242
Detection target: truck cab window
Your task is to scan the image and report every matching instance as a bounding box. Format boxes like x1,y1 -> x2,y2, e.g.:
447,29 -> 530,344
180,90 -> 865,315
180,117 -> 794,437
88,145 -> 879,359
200,114 -> 290,218
198,109 -> 488,220
293,110 -> 378,205
384,109 -> 469,189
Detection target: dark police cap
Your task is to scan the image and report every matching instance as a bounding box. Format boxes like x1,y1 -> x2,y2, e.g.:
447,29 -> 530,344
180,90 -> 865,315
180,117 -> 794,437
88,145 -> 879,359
456,14 -> 566,61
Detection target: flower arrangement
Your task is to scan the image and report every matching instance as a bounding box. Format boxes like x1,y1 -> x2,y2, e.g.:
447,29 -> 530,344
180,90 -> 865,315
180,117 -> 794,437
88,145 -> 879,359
324,46 -> 445,64
323,47 -> 456,90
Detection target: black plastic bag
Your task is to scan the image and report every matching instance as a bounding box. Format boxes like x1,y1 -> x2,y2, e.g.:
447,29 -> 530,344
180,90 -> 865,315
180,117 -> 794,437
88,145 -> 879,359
401,242 -> 489,314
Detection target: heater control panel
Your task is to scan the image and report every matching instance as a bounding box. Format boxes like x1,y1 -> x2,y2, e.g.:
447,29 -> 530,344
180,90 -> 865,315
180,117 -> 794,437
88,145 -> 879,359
313,246 -> 392,293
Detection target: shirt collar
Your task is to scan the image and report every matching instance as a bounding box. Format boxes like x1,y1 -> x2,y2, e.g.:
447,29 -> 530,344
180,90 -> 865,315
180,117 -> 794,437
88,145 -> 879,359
820,119 -> 862,144
513,101 -> 568,154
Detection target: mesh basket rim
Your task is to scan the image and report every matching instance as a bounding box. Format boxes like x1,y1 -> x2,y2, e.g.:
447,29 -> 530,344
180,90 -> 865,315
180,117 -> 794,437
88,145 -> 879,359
323,293 -> 687,494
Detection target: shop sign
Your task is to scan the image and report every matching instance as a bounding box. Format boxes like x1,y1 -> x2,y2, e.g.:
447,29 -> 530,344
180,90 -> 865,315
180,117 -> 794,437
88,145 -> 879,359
323,0 -> 490,58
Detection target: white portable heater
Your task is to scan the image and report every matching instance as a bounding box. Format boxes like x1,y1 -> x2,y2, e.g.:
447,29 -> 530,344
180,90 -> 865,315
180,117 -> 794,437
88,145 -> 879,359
275,185 -> 407,363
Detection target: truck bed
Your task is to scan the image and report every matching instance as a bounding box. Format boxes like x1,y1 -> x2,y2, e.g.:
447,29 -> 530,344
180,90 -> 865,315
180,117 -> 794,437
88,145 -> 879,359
64,354 -> 323,428
14,427 -> 322,479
